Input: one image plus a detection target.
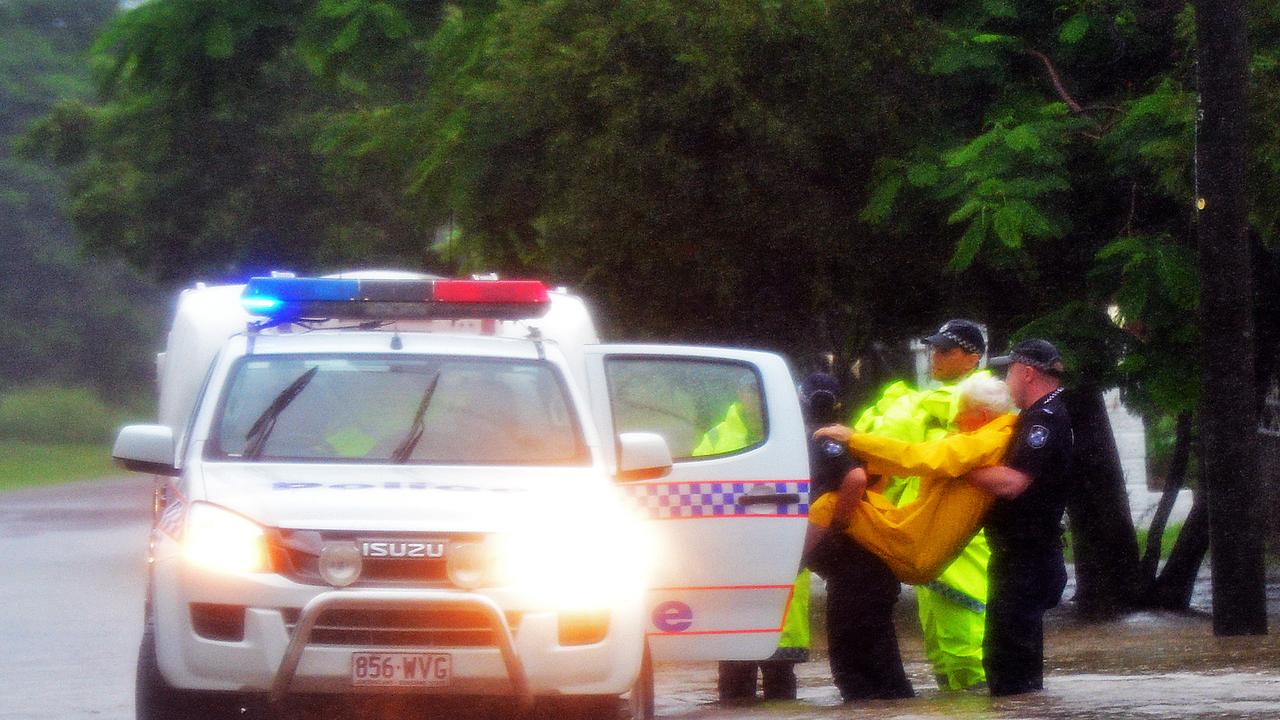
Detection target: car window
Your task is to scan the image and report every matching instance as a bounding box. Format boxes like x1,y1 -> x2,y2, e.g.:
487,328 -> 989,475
208,354 -> 588,465
604,357 -> 766,460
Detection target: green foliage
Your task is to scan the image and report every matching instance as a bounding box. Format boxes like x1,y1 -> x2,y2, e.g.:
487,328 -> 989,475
1058,14 -> 1090,45
1144,413 -> 1198,489
178,0 -> 946,356
930,29 -> 1017,76
15,0 -> 947,366
25,0 -> 449,281
18,0 -> 1280,410
859,0 -> 1279,416
1249,5 -> 1280,249
935,106 -> 1079,269
0,385 -> 128,444
1,0 -> 162,395
1012,301 -> 1134,388
1100,80 -> 1196,201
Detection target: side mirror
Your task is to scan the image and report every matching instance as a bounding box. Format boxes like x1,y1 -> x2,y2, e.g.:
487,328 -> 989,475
113,425 -> 180,477
617,432 -> 673,481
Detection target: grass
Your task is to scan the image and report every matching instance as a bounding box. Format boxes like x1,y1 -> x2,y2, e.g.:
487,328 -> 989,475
0,440 -> 118,491
1136,522 -> 1183,560
1062,522 -> 1183,564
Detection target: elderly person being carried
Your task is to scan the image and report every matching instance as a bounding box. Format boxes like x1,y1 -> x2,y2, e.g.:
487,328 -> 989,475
805,374 -> 1016,585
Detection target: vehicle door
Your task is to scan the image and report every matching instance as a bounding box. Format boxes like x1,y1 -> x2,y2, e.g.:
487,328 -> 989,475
584,346 -> 810,661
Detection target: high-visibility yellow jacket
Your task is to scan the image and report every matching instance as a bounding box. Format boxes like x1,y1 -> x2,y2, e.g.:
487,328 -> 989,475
808,414 -> 1015,585
692,403 -> 758,456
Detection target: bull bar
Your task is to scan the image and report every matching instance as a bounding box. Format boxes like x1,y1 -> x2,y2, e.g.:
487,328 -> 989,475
269,589 -> 531,708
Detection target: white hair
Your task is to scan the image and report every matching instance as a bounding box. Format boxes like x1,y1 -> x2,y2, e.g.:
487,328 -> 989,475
956,374 -> 1013,414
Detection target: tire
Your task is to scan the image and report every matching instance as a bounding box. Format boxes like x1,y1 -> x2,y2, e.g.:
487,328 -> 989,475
626,641 -> 654,720
136,624 -> 264,720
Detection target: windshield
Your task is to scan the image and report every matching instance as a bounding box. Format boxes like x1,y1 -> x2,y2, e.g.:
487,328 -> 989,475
208,354 -> 588,465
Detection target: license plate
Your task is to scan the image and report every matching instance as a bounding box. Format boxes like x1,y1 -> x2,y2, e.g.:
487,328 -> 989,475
351,652 -> 452,687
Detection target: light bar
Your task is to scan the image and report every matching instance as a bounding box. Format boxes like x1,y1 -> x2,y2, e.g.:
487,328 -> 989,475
241,276 -> 550,321
433,280 -> 549,305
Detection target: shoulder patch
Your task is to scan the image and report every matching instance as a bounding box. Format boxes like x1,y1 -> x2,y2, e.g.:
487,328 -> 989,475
1027,424 -> 1050,449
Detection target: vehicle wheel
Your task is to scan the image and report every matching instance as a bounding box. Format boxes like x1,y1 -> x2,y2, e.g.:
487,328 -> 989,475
626,641 -> 654,720
136,624 -> 263,720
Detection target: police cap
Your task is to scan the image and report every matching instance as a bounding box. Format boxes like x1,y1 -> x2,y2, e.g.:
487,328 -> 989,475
989,338 -> 1065,376
923,319 -> 986,356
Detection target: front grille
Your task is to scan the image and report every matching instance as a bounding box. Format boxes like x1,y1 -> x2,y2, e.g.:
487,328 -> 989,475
281,607 -> 522,647
269,530 -> 484,587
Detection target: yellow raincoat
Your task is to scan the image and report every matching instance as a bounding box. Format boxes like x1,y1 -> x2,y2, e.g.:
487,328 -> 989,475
809,414 -> 1016,585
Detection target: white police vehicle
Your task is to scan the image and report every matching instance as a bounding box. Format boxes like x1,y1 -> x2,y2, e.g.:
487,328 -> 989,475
113,272 -> 810,719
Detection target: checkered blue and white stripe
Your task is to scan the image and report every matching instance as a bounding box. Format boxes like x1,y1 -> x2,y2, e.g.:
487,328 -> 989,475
623,481 -> 809,520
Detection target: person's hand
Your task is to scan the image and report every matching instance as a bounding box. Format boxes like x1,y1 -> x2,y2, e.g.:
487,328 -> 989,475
830,466 -> 866,527
813,424 -> 852,443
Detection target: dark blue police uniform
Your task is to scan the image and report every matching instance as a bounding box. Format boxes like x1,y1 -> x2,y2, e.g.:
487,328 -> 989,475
805,436 -> 914,701
982,387 -> 1073,696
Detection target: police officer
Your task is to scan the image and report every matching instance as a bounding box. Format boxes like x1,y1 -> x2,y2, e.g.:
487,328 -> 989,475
965,339 -> 1074,696
855,319 -> 993,690
802,373 -> 914,702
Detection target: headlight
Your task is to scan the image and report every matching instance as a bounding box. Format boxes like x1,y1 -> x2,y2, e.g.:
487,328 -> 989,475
491,505 -> 657,610
182,502 -> 270,574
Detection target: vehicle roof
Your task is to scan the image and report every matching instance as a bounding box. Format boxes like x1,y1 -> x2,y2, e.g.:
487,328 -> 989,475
223,329 -> 557,362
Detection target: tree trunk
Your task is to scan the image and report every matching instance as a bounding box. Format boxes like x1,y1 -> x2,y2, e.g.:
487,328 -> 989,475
1193,0 -> 1267,635
1064,387 -> 1141,618
1143,486 -> 1210,611
1139,412 -> 1193,591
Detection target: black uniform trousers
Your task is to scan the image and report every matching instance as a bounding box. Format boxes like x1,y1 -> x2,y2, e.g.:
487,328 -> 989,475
810,533 -> 914,701
717,659 -> 798,700
983,547 -> 1067,696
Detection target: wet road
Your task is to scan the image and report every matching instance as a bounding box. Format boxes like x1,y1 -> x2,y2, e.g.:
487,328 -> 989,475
2,477 -> 1279,719
0,476 -> 150,720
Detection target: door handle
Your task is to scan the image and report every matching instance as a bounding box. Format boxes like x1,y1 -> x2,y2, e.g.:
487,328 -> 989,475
737,492 -> 801,506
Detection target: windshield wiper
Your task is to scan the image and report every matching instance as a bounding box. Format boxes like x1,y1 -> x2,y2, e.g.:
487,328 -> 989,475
242,366 -> 319,459
390,372 -> 441,463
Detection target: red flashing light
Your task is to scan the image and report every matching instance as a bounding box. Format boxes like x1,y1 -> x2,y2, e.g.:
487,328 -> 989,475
432,280 -> 550,305
241,275 -> 552,322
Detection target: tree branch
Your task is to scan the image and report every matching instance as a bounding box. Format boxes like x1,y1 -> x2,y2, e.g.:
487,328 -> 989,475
1025,49 -> 1085,114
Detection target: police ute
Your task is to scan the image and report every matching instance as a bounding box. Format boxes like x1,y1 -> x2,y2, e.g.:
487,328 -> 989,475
112,271 -> 810,719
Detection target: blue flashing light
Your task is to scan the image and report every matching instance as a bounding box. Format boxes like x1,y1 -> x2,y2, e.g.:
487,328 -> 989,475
248,277 -> 360,302
242,296 -> 284,314
242,277 -> 361,318
240,275 -> 550,322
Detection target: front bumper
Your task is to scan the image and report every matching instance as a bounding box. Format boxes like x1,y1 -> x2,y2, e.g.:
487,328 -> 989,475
272,590 -> 528,704
150,550 -> 644,699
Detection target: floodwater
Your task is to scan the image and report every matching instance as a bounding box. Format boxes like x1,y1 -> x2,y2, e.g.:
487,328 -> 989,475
2,477 -> 1279,720
651,606 -> 1280,720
